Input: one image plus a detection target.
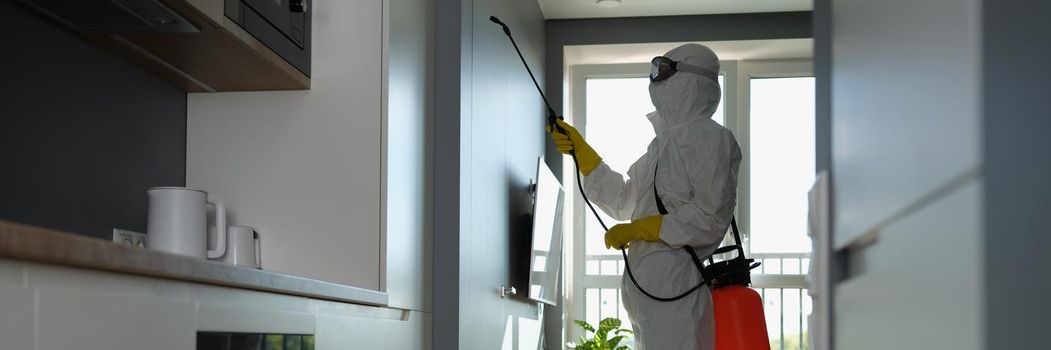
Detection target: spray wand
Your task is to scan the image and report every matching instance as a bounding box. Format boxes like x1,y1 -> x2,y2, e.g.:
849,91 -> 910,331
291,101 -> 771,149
489,15 -> 714,300
489,16 -> 562,131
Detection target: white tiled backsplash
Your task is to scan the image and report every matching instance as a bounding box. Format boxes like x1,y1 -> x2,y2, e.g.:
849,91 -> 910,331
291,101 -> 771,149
0,259 -> 430,350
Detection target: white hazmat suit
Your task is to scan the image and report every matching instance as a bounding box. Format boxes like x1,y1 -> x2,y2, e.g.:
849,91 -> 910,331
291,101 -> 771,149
582,43 -> 742,350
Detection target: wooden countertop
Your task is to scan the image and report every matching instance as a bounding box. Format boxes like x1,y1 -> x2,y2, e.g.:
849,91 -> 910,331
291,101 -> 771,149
0,220 -> 388,307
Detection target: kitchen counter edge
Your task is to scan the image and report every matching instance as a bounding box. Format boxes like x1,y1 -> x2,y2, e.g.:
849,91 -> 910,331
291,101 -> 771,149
0,220 -> 390,308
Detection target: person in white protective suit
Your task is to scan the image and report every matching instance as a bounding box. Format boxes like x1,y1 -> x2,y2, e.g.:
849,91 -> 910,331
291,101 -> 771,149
548,43 -> 741,350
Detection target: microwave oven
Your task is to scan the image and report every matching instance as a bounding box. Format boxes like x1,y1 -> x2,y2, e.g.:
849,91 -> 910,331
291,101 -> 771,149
225,0 -> 311,75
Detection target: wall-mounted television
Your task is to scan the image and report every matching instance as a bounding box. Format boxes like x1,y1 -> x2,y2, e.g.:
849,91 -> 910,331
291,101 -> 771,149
527,157 -> 564,306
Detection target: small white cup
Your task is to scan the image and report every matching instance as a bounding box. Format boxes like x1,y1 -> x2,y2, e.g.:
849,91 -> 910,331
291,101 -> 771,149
219,225 -> 261,269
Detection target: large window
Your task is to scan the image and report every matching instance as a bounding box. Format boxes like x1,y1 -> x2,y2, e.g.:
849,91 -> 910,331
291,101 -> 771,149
566,60 -> 814,349
741,64 -> 815,350
748,76 -> 816,254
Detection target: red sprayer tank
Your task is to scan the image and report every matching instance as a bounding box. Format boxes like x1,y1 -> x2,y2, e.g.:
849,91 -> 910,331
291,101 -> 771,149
713,285 -> 770,350
702,218 -> 770,350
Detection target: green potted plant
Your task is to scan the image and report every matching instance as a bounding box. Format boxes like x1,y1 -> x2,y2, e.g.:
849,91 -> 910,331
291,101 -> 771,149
566,317 -> 633,350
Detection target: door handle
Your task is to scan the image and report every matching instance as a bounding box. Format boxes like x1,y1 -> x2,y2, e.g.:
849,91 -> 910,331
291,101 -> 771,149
499,285 -> 517,298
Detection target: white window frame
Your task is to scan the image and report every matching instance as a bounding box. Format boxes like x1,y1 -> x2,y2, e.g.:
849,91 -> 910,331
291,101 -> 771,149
563,59 -> 814,345
734,59 -> 815,350
734,59 -> 814,262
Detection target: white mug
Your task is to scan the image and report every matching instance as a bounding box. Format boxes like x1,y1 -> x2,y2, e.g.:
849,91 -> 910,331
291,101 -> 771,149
219,225 -> 261,268
146,187 -> 227,259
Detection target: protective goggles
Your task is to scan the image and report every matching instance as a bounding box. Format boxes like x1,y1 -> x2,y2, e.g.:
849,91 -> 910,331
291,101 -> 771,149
650,56 -> 719,83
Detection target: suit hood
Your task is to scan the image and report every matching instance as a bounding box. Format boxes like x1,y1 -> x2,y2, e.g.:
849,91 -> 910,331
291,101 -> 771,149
648,44 -> 721,135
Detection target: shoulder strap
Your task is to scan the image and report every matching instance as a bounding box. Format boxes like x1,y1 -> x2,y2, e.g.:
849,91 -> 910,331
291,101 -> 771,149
653,161 -> 743,274
653,162 -> 669,215
653,161 -> 741,239
654,161 -> 707,275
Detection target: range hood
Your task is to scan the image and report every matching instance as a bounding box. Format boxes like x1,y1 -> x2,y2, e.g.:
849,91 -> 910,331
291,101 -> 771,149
17,0 -> 199,35
14,0 -> 310,92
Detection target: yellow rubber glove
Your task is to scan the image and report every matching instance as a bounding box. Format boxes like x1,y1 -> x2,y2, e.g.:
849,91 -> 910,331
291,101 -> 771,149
604,215 -> 663,249
546,119 -> 602,176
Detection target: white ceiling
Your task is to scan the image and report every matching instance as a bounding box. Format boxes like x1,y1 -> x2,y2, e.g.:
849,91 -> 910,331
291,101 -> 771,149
539,0 -> 812,19
564,39 -> 813,66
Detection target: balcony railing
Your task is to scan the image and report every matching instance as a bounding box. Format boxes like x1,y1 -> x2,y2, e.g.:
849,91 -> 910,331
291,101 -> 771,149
580,253 -> 812,349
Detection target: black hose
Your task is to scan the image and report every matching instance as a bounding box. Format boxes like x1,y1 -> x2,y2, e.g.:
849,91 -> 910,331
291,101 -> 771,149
572,155 -> 707,302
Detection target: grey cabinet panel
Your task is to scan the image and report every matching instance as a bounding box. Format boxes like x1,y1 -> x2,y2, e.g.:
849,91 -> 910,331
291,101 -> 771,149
385,0 -> 432,312
831,0 -> 981,247
462,20 -> 511,344
434,0 -> 553,347
834,179 -> 982,350
459,0 -> 548,348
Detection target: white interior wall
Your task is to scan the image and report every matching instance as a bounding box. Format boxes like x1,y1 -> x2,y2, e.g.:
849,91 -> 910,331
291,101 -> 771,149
187,0 -> 384,289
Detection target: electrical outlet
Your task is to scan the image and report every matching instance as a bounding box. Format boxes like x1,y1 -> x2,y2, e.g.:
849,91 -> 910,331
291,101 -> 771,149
112,228 -> 147,248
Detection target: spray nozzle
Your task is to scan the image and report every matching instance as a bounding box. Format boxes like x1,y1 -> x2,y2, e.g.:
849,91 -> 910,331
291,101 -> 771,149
489,16 -> 511,35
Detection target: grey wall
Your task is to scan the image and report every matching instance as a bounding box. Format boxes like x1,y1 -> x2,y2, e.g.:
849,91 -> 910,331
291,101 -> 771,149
431,0 -> 463,346
433,0 -> 548,348
430,0 -> 460,342
543,11 -> 811,175
0,1 -> 187,239
982,0 -> 1051,347
813,3 -> 831,174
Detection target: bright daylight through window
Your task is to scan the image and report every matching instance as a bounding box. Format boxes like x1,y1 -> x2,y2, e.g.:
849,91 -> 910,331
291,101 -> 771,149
749,77 -> 815,254
748,76 -> 815,350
